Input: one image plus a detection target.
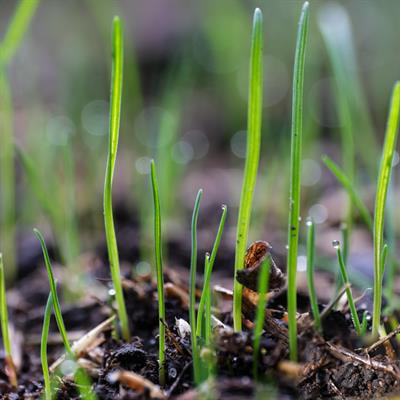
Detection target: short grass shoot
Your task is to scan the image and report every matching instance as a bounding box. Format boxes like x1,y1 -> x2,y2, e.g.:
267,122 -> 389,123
41,292 -> 53,400
103,16 -> 130,341
372,81 -> 400,338
252,258 -> 270,380
0,254 -> 17,387
150,160 -> 166,386
189,189 -> 203,384
286,1 -> 309,361
306,219 -> 321,332
233,8 -> 263,332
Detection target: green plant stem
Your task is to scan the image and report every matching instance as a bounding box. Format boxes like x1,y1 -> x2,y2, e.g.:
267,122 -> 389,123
103,16 -> 130,341
150,160 -> 165,386
322,155 -> 373,231
306,219 -> 321,332
287,1 -> 310,362
372,82 -> 400,338
34,228 -> 72,354
252,258 -> 270,380
335,244 -> 362,335
41,291 -> 53,400
205,254 -> 212,347
0,253 -> 17,387
189,189 -> 203,384
233,8 -> 263,332
197,205 -> 227,337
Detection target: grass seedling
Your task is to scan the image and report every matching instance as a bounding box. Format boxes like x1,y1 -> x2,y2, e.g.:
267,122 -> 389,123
0,254 -> 17,387
103,16 -> 130,341
0,0 -> 41,281
306,219 -> 321,332
322,155 -> 373,231
41,291 -> 53,400
233,8 -> 263,332
286,1 -> 309,361
204,254 -> 212,348
189,189 -> 203,384
372,82 -> 400,338
252,258 -> 270,380
34,228 -> 72,355
197,205 -> 227,338
333,241 -> 362,336
150,160 -> 166,386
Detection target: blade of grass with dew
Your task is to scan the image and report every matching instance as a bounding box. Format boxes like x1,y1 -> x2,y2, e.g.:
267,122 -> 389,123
34,228 -> 72,354
233,8 -> 263,332
150,160 -> 166,386
333,241 -> 362,335
103,16 -> 130,341
252,258 -> 270,380
189,189 -> 203,384
197,205 -> 227,337
0,254 -> 17,387
287,1 -> 309,362
372,82 -> 400,338
41,291 -> 53,400
322,155 -> 373,231
0,0 -> 41,282
306,218 -> 321,332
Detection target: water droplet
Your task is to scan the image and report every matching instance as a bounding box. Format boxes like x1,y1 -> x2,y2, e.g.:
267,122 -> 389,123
168,367 -> 177,379
108,288 -> 116,297
306,218 -> 313,227
298,216 -> 302,222
332,240 -> 340,249
285,245 -> 289,250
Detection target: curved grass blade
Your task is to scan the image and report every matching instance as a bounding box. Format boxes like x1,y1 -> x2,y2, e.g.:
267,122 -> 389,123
33,228 -> 72,354
334,241 -> 362,336
0,254 -> 17,387
103,16 -> 130,341
189,189 -> 203,384
41,291 -> 53,400
287,1 -> 310,361
372,82 -> 400,338
233,8 -> 264,332
252,258 -> 270,380
306,219 -> 321,332
150,160 -> 166,386
197,204 -> 227,337
322,155 -> 373,231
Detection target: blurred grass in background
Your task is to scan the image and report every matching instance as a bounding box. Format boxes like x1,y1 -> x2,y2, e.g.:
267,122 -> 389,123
1,0 -> 400,283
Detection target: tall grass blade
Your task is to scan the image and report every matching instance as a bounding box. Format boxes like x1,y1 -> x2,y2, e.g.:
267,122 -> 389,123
150,160 -> 166,386
322,155 -> 373,231
287,1 -> 309,361
372,82 -> 400,338
189,189 -> 203,384
103,16 -> 130,341
0,254 -> 17,386
197,205 -> 227,337
233,8 -> 263,332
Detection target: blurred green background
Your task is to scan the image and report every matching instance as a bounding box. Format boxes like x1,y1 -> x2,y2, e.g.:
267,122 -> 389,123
1,0 -> 400,288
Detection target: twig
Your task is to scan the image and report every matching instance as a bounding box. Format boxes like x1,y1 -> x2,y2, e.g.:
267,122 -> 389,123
365,325 -> 400,354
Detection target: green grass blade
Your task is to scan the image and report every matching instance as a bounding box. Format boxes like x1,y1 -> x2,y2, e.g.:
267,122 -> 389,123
334,242 -> 362,335
41,291 -> 53,400
372,82 -> 400,338
322,155 -> 373,231
150,160 -> 165,386
233,8 -> 263,332
252,258 -> 270,380
205,254 -> 212,348
33,228 -> 72,354
306,219 -> 321,332
197,205 -> 227,337
0,253 -> 17,387
0,0 -> 40,65
103,16 -> 130,341
287,1 -> 310,362
189,189 -> 203,384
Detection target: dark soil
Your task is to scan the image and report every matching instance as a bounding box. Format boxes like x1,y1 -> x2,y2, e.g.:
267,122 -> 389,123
1,224 -> 400,399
